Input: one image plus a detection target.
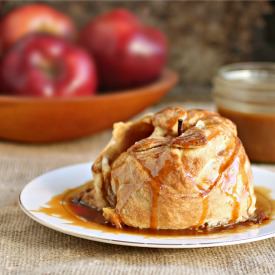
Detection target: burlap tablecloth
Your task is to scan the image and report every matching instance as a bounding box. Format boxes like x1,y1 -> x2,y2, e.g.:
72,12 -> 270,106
1,102 -> 275,274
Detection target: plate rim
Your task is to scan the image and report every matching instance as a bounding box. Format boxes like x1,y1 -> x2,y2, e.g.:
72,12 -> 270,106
19,162 -> 275,249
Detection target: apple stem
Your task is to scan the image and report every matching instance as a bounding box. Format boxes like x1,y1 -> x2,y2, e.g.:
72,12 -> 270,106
178,119 -> 183,136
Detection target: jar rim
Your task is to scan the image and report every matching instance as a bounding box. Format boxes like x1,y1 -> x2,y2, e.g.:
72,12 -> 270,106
217,62 -> 275,91
213,62 -> 275,114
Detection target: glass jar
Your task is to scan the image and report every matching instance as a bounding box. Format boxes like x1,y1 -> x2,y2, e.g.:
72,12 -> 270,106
212,62 -> 275,163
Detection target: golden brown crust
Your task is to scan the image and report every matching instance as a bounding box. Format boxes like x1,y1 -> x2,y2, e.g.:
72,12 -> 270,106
78,106 -> 256,230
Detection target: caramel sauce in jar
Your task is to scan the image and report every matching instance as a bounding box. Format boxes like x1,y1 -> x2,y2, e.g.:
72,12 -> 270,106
36,182 -> 274,238
218,108 -> 275,163
213,62 -> 275,163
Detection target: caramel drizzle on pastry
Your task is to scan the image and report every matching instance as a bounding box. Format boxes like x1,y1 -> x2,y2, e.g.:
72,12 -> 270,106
196,138 -> 242,226
206,129 -> 220,141
150,179 -> 161,229
230,183 -> 240,224
198,196 -> 209,226
238,151 -> 252,217
203,138 -> 241,196
130,153 -> 175,229
219,139 -> 249,224
226,141 -> 251,224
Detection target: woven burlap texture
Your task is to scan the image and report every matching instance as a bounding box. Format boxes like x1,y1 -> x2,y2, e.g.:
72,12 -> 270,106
0,102 -> 275,274
0,205 -> 275,275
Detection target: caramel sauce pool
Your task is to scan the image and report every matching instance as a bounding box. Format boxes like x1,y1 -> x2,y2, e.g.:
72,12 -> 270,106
36,182 -> 274,237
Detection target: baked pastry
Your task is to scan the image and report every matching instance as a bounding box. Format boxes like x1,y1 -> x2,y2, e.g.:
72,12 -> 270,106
77,107 -> 256,230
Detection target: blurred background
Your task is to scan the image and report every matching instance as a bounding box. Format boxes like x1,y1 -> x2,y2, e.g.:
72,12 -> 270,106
1,0 -> 274,100
1,0 -> 275,150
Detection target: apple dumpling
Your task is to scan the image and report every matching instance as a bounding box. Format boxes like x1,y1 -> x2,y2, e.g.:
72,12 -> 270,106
76,106 -> 256,230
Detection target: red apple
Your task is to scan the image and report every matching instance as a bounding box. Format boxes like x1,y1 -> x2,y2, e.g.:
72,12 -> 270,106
0,4 -> 76,53
79,9 -> 167,90
0,34 -> 97,97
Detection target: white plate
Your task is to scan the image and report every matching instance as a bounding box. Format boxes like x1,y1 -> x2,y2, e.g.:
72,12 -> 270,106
19,163 -> 275,248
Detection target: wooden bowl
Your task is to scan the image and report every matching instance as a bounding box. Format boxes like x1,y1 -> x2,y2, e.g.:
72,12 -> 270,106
0,69 -> 178,143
